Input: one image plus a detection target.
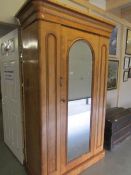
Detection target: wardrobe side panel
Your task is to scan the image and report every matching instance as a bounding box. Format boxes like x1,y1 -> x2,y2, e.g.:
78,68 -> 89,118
22,21 -> 41,175
39,21 -> 61,175
94,36 -> 109,154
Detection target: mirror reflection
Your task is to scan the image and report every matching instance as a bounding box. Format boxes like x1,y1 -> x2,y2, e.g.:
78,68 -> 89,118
67,40 -> 93,162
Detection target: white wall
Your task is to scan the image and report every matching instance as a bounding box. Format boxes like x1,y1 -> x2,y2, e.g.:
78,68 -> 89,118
107,90 -> 118,108
52,0 -> 88,12
118,26 -> 131,108
89,0 -> 106,10
106,25 -> 122,108
0,0 -> 27,24
88,5 -> 131,108
107,25 -> 131,108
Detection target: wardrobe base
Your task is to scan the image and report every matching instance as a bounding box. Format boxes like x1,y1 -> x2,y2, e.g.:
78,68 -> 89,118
65,150 -> 105,175
26,150 -> 105,175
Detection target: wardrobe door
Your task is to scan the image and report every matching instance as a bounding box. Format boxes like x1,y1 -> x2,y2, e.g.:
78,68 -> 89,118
60,26 -> 100,174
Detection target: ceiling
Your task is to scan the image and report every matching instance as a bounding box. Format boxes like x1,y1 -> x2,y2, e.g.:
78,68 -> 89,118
106,0 -> 131,22
0,22 -> 17,38
0,0 -> 131,24
0,0 -> 27,24
0,0 -> 27,38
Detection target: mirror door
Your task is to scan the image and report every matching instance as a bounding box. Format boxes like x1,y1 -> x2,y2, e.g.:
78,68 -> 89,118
67,40 -> 92,162
60,26 -> 100,173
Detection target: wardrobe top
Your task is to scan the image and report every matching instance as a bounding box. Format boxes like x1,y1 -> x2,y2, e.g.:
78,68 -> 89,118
16,0 -> 115,37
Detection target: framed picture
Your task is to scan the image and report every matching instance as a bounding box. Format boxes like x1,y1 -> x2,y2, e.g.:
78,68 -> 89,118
124,57 -> 130,70
109,27 -> 118,56
123,71 -> 128,82
128,68 -> 131,78
107,60 -> 119,90
125,29 -> 131,55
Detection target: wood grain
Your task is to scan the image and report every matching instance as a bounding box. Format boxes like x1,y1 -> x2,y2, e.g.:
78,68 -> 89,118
16,1 -> 114,175
22,21 -> 41,175
39,21 -> 61,175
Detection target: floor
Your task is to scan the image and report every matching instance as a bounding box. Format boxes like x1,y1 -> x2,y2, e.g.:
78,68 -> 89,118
81,137 -> 131,175
0,134 -> 131,175
0,141 -> 27,175
0,102 -> 131,175
0,137 -> 131,175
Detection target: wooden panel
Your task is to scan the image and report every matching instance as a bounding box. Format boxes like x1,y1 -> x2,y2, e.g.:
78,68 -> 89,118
22,21 -> 41,175
16,1 -> 114,38
94,37 -> 109,154
39,21 -> 61,175
46,34 -> 57,173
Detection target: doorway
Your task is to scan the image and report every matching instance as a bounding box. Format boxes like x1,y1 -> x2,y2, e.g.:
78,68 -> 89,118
0,22 -> 25,174
0,22 -> 17,142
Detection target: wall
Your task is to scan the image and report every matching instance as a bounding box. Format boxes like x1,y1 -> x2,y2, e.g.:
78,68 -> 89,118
118,26 -> 131,108
90,0 -> 106,10
107,90 -> 118,108
48,0 -> 89,14
88,5 -> 131,108
106,25 -> 122,108
57,0 -> 86,9
0,0 -> 27,24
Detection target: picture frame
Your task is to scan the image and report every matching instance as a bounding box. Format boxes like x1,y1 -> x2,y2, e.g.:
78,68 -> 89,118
124,56 -> 130,70
109,27 -> 118,57
123,71 -> 128,82
107,60 -> 119,90
128,68 -> 131,78
125,29 -> 131,55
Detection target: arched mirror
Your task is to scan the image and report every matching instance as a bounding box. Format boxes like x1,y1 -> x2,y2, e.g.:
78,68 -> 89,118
67,40 -> 93,162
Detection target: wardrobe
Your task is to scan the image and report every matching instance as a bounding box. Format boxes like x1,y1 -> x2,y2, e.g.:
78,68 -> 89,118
16,1 -> 114,175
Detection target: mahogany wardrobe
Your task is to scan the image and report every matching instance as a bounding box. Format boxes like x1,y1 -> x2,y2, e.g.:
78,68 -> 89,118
16,1 -> 114,175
